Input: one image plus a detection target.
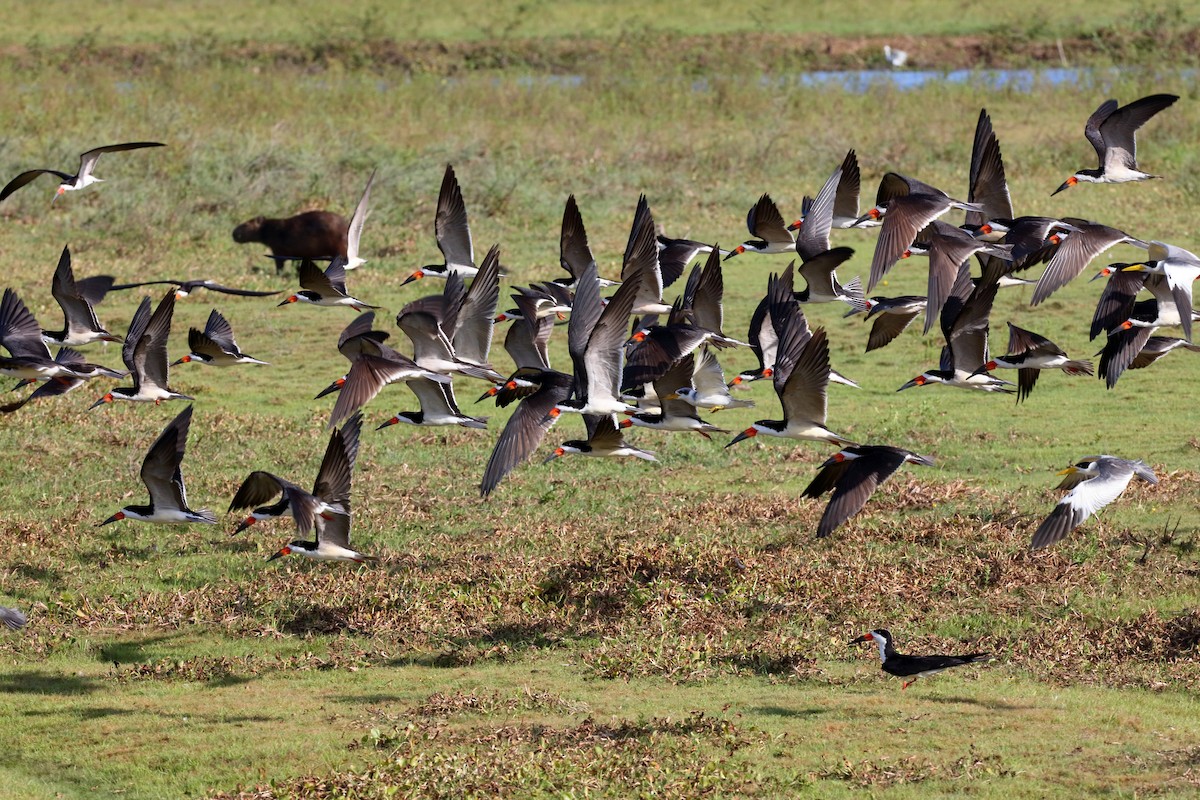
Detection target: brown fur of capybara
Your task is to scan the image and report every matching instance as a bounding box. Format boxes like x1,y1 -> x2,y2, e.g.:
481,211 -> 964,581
232,210 -> 348,263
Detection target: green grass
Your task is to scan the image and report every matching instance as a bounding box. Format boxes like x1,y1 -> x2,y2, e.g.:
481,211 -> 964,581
1,9 -> 1199,799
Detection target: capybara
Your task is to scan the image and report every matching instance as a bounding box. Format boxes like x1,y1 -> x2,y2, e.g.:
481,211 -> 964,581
232,210 -> 348,271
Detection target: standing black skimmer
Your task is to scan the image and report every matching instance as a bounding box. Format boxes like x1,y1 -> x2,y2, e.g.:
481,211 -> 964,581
848,295 -> 926,352
480,368 -> 574,497
898,263 -> 1013,393
0,606 -> 27,630
402,164 -> 478,284
1031,220 -> 1147,306
726,324 -> 856,449
99,405 -> 216,526
1052,94 -> 1178,195
802,445 -> 934,537
230,413 -> 361,535
726,193 -> 797,259
377,378 -> 488,430
172,309 -> 268,367
90,291 -> 192,408
110,278 -> 283,299
1031,456 -> 1158,550
545,414 -> 657,463
850,630 -> 990,690
279,257 -> 377,311
41,246 -> 123,347
975,322 -> 1092,402
0,142 -> 165,203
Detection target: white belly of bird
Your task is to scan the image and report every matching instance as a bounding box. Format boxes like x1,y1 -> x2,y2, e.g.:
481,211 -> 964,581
303,542 -> 366,562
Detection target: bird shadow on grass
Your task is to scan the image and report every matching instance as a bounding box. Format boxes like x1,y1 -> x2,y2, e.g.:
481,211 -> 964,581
0,670 -> 101,695
99,631 -> 185,664
749,705 -> 826,719
390,622 -> 565,669
926,695 -> 1034,711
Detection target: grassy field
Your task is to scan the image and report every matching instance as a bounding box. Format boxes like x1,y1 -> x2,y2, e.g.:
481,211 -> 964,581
1,6 -> 1200,798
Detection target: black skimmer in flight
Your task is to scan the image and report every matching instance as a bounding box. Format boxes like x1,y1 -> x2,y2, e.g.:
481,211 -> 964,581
657,235 -> 725,288
231,413 -> 361,535
848,295 -> 926,352
1052,94 -> 1179,195
795,247 -> 866,310
975,322 -> 1092,402
788,150 -> 867,231
377,378 -> 488,430
1031,220 -> 1147,306
551,261 -> 640,418
1128,335 -> 1200,371
1031,456 -> 1158,550
320,313 -> 450,428
0,142 -> 165,203
803,445 -> 934,537
545,414 -> 657,463
726,323 -> 856,449
394,245 -> 504,384
623,354 -> 729,439
865,194 -> 989,294
907,222 -> 1013,334
402,164 -> 478,284
99,405 -> 216,526
0,289 -> 89,382
1119,241 -> 1200,341
267,511 -> 375,564
172,309 -> 268,368
279,257 -> 377,311
0,606 -> 27,630
670,346 -> 754,412
41,246 -> 123,347
110,278 -> 283,299
850,629 -> 990,690
726,193 -> 796,259
480,368 -> 575,497
1,349 -> 114,414
90,291 -> 191,408
622,297 -> 745,393
679,247 -> 741,344
898,263 -> 1013,393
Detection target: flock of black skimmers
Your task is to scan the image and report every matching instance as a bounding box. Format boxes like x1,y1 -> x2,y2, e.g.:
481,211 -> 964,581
0,95 -> 1183,682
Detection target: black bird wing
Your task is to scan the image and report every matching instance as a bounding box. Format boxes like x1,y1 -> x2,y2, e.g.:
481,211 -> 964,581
121,296 -> 154,376
866,305 -> 923,352
51,245 -> 110,339
480,370 -> 573,497
76,142 -> 166,182
0,289 -> 51,360
795,167 -> 840,261
297,259 -> 341,298
435,164 -> 474,269
775,324 -> 830,426
966,108 -> 1013,228
745,193 -> 792,246
1032,223 -> 1147,306
140,404 -> 193,513
228,470 -> 294,512
814,446 -> 909,538
134,291 -> 176,393
1098,94 -> 1178,172
1090,267 -> 1145,340
202,309 -> 239,351
451,243 -> 500,364
559,194 -> 596,280
0,169 -> 72,202
328,352 -> 431,429
868,193 -> 951,291
833,149 -> 862,221
882,652 -> 991,678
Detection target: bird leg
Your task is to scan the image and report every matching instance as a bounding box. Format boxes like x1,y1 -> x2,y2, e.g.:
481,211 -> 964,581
902,678 -> 916,690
